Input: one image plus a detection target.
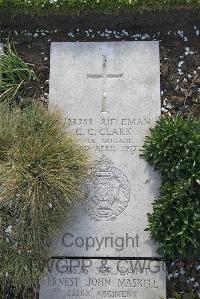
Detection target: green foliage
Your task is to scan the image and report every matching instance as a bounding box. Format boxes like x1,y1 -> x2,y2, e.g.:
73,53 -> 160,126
0,43 -> 37,104
142,115 -> 200,259
0,0 -> 198,12
160,294 -> 182,299
0,103 -> 88,297
0,104 -> 19,161
142,115 -> 199,182
173,294 -> 182,299
161,291 -> 199,299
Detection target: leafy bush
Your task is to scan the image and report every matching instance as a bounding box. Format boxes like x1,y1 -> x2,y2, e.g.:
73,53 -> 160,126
0,103 -> 88,297
161,291 -> 198,299
0,43 -> 37,104
142,115 -> 200,259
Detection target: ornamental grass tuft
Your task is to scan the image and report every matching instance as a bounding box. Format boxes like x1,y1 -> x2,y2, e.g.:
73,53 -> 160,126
0,103 -> 88,298
0,104 -> 20,161
0,43 -> 37,104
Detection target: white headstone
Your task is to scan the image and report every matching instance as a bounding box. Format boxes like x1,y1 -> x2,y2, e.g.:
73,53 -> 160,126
40,41 -> 166,299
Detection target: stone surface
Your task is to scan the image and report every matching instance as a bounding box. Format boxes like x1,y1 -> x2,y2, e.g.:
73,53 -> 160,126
49,41 -> 161,258
40,258 -> 166,299
39,41 -> 166,299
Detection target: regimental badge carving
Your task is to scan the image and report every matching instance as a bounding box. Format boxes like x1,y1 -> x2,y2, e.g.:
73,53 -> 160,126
83,157 -> 130,221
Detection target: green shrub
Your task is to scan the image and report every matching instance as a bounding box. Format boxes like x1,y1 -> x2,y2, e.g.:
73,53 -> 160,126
142,115 -> 200,259
161,292 -> 199,299
0,43 -> 37,104
0,103 -> 88,297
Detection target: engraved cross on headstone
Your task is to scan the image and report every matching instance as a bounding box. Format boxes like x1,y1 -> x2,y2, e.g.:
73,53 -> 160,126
87,55 -> 123,113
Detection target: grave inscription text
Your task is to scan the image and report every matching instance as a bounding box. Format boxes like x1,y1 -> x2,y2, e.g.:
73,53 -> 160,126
39,41 -> 166,299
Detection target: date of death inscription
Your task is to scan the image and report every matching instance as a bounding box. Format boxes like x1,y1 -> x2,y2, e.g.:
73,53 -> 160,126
66,117 -> 151,155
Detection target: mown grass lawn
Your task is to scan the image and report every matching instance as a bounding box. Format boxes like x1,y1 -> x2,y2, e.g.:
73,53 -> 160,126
0,0 -> 199,13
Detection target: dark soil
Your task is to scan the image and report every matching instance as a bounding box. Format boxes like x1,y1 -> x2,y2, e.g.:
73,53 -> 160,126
0,7 -> 200,298
0,7 -> 200,115
0,7 -> 199,115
